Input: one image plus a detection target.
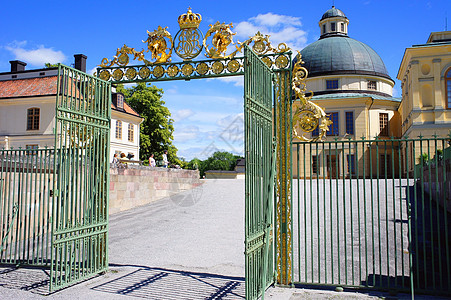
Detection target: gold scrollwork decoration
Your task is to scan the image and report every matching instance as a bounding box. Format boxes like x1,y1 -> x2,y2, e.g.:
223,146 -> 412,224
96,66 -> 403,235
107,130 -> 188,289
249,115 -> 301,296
100,45 -> 141,68
292,51 -> 331,141
196,62 -> 209,75
236,31 -> 291,56
203,21 -> 238,59
99,26 -> 173,68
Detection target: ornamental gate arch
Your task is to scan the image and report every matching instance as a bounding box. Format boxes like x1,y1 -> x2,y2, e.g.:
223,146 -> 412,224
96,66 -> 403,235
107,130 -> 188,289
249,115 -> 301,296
0,8 -> 330,298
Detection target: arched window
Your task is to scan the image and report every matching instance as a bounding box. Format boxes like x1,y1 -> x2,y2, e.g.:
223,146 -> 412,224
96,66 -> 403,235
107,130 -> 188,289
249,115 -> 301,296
27,108 -> 40,130
116,120 -> 122,139
446,68 -> 451,109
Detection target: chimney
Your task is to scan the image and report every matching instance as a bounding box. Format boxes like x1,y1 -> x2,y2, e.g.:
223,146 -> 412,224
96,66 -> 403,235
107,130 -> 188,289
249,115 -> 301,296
74,54 -> 87,73
10,60 -> 27,72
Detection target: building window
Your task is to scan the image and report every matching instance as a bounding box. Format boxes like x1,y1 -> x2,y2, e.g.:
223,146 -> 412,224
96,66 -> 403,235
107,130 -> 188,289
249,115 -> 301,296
312,155 -> 319,174
347,154 -> 355,175
117,94 -> 124,110
27,108 -> 40,130
128,123 -> 134,142
322,24 -> 326,34
116,120 -> 122,139
379,113 -> 389,136
329,112 -> 339,136
368,80 -> 377,90
326,79 -> 339,90
341,23 -> 345,31
312,126 -> 319,136
26,144 -> 39,155
331,22 -> 336,31
446,68 -> 451,109
345,111 -> 354,135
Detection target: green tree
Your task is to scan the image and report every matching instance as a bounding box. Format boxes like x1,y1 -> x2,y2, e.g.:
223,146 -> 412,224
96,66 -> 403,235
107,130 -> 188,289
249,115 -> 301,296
196,151 -> 242,177
44,63 -> 58,68
117,83 -> 179,165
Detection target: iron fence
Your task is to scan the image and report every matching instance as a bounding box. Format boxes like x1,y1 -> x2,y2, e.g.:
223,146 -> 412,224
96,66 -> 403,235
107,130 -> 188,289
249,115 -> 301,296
292,137 -> 451,295
0,148 -> 55,266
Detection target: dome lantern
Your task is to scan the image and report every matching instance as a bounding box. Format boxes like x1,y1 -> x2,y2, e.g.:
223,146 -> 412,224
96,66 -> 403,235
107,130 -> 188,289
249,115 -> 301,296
319,6 -> 349,38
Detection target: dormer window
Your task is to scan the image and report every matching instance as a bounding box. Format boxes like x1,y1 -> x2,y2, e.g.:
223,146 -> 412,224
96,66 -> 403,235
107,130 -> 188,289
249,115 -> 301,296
117,94 -> 124,110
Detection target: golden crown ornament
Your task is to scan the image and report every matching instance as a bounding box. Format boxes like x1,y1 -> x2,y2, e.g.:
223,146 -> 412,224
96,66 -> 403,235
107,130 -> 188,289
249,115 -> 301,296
174,8 -> 204,60
177,7 -> 202,29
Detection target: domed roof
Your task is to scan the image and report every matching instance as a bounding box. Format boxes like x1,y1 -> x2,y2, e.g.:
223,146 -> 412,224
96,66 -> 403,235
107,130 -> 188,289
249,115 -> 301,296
321,6 -> 347,20
299,36 -> 391,80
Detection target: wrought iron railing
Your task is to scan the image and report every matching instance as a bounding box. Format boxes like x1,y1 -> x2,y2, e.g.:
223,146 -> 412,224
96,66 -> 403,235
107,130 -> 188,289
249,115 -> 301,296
292,136 -> 451,295
0,148 -> 55,266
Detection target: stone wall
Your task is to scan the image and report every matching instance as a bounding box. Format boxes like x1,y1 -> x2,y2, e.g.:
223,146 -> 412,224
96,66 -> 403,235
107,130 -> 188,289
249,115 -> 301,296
109,165 -> 202,214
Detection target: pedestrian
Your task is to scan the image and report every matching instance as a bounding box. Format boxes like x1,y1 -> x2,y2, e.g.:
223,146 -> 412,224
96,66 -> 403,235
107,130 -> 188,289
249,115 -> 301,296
149,153 -> 156,167
162,150 -> 169,168
112,153 -> 119,165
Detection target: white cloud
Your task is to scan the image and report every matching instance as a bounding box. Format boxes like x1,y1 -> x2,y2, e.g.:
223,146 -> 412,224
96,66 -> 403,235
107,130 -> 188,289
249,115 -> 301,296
174,108 -> 195,121
5,41 -> 66,67
250,13 -> 302,27
173,125 -> 200,143
213,76 -> 244,87
87,66 -> 98,77
234,12 -> 308,52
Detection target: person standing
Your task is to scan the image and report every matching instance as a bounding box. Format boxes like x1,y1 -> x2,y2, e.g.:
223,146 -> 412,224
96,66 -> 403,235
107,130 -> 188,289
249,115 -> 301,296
149,154 -> 156,167
162,150 -> 169,168
112,153 -> 119,165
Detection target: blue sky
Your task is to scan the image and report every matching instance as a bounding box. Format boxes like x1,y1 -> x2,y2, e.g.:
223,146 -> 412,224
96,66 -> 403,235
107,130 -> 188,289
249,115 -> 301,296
1,0 -> 449,160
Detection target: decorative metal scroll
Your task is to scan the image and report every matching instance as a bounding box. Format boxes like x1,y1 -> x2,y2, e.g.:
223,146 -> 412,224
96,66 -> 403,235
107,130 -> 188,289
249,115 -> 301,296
291,52 -> 331,141
98,8 -> 292,76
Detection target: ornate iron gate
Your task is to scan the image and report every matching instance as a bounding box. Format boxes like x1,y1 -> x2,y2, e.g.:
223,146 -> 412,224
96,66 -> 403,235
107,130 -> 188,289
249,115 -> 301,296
50,65 -> 111,291
244,46 -> 275,299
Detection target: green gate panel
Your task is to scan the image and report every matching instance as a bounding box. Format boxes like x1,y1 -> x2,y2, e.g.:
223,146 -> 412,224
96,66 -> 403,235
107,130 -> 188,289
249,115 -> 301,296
244,45 -> 275,300
50,65 -> 111,291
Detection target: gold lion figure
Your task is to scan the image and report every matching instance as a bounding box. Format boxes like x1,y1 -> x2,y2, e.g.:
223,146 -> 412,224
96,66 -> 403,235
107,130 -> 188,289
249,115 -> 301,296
143,26 -> 173,64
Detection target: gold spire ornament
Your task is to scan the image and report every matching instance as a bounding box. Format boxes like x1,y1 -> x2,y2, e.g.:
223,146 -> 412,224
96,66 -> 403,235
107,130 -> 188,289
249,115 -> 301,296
174,8 -> 204,60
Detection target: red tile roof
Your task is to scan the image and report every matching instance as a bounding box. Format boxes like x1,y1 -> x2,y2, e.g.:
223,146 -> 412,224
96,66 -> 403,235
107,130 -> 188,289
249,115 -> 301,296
111,102 -> 141,117
0,76 -> 58,98
0,76 -> 141,118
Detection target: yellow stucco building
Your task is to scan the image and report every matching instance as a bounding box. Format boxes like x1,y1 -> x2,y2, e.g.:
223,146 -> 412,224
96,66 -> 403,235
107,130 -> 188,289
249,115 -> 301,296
292,6 -> 402,178
397,31 -> 451,138
292,7 -> 450,179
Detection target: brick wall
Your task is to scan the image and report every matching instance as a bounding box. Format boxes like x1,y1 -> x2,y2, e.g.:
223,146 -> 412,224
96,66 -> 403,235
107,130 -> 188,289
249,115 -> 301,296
109,165 -> 202,214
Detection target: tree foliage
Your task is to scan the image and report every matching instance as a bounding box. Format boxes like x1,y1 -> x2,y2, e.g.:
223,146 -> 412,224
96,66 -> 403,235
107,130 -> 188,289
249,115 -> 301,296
117,83 -> 180,165
189,151 -> 242,177
44,63 -> 59,68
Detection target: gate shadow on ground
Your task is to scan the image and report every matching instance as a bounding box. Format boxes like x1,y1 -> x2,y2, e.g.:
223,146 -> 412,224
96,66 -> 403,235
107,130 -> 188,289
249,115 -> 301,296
92,263 -> 245,299
0,265 -> 50,295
